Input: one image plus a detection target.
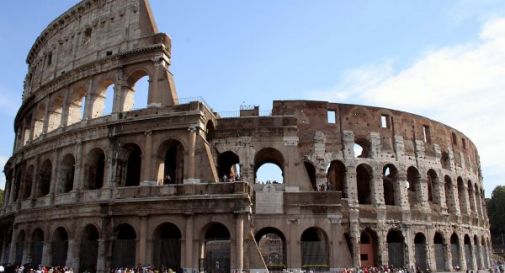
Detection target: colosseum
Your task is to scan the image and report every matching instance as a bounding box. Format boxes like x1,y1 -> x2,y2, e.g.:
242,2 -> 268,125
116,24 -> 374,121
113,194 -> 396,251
0,0 -> 492,273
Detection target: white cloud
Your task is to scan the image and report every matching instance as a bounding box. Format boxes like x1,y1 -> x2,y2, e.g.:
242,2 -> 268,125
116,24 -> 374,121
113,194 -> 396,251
0,155 -> 7,190
309,17 -> 505,197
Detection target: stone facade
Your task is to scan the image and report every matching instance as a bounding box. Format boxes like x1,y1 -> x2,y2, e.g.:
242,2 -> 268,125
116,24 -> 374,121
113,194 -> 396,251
0,1 -> 492,273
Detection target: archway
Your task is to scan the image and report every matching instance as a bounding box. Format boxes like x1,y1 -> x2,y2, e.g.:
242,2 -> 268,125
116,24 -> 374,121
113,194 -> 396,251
407,166 -> 421,206
47,95 -> 64,132
300,227 -> 329,270
387,229 -> 405,268
414,233 -> 427,271
468,181 -> 475,213
254,148 -> 284,184
444,176 -> 454,212
85,148 -> 105,190
434,232 -> 446,271
326,160 -> 346,195
457,178 -> 466,214
38,159 -> 52,197
31,228 -> 44,266
354,138 -> 370,158
206,120 -> 215,142
217,151 -> 240,182
304,161 -> 317,191
450,233 -> 461,269
123,144 -> 142,187
464,235 -> 473,270
202,223 -> 231,273
383,164 -> 398,206
360,229 -> 378,267
91,81 -> 114,118
255,227 -> 287,270
15,231 -> 25,264
67,87 -> 86,125
22,165 -> 34,199
126,71 -> 150,111
427,170 -> 438,204
60,154 -> 75,193
112,224 -> 137,268
474,235 -> 482,269
51,227 -> 69,266
153,223 -> 182,270
158,140 -> 184,184
356,164 -> 372,204
79,225 -> 99,273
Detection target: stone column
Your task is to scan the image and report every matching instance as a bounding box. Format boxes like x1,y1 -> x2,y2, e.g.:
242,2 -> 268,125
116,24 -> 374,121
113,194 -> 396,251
142,130 -> 154,184
458,238 -> 467,271
41,240 -> 51,266
184,126 -> 197,184
66,239 -> 78,270
184,216 -> 194,273
60,88 -> 70,127
451,182 -> 461,216
397,171 -> 410,210
404,228 -> 414,269
373,174 -> 384,208
345,168 -> 358,206
444,241 -> 453,271
377,227 -> 387,266
41,98 -> 50,135
235,215 -> 244,273
96,239 -> 106,273
418,177 -> 430,210
138,216 -> 148,264
73,141 -> 84,192
349,213 -> 361,268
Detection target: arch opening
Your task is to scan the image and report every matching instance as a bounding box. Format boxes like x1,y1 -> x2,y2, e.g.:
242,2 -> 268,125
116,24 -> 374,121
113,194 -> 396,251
38,159 -> 52,197
304,161 -> 317,191
47,95 -> 64,132
383,164 -> 398,206
360,229 -> 378,267
414,233 -> 428,271
427,170 -> 438,204
354,138 -> 370,158
202,223 -> 231,273
206,121 -> 215,142
158,140 -> 185,185
67,87 -> 86,125
15,231 -> 25,264
112,224 -> 137,268
31,229 -> 44,266
464,235 -> 473,270
79,225 -> 99,273
217,151 -> 240,182
123,144 -> 142,187
153,223 -> 182,270
387,230 -> 405,268
450,233 -> 461,269
326,160 -> 346,195
51,227 -> 69,266
22,166 -> 34,199
60,154 -> 75,193
125,72 -> 150,111
255,228 -> 287,271
85,148 -> 105,190
300,227 -> 329,270
254,148 -> 284,184
434,233 -> 446,271
407,166 -> 421,206
356,164 -> 372,205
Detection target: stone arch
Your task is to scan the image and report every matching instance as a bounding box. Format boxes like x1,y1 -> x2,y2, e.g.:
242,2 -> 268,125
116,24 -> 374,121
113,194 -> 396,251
254,147 -> 285,184
457,177 -> 467,214
79,224 -> 100,273
152,222 -> 182,270
474,184 -> 481,218
67,85 -> 87,125
84,148 -> 105,190
464,234 -> 473,270
255,227 -> 287,270
157,139 -> 185,184
304,161 -> 317,191
354,138 -> 371,158
300,227 -> 329,270
31,228 -> 45,266
47,94 -> 64,132
22,165 -> 34,199
434,232 -> 447,271
32,103 -> 46,139
91,79 -> 115,118
383,164 -> 398,206
427,169 -> 438,204
444,176 -> 455,212
217,151 -> 240,182
407,166 -> 421,206
125,69 -> 152,111
326,160 -> 346,195
441,151 -> 451,170
387,229 -> 405,268
414,233 -> 428,271
37,159 -> 52,197
51,226 -> 69,266
356,164 -> 373,205
467,180 -> 475,213
15,230 -> 26,264
111,223 -> 137,268
119,143 -> 142,187
201,222 -> 231,273
360,228 -> 378,267
59,154 -> 75,193
450,233 -> 461,269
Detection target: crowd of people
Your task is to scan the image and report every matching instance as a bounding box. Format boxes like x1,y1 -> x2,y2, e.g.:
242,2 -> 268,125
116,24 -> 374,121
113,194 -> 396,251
12,265 -> 74,273
110,266 -> 183,273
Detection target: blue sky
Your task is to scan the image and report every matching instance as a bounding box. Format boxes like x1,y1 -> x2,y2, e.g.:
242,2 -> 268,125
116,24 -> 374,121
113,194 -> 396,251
1,0 -> 504,196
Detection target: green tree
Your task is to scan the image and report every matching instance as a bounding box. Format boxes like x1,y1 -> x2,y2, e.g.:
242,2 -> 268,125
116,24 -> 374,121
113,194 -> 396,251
487,185 -> 505,248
